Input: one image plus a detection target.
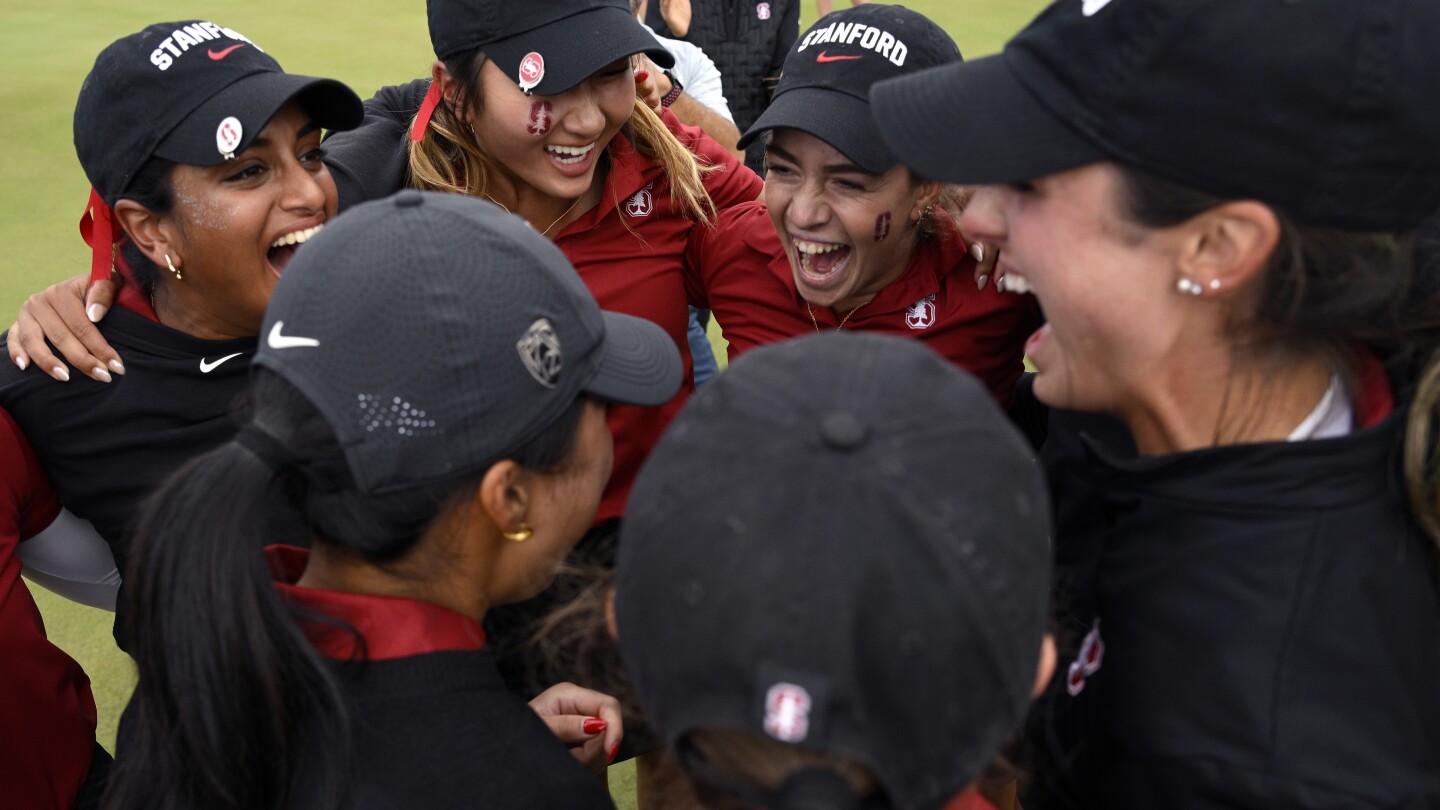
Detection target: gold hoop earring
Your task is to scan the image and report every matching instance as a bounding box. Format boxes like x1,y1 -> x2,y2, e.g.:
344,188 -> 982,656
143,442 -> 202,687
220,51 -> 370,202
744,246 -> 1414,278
165,254 -> 182,280
503,523 -> 533,543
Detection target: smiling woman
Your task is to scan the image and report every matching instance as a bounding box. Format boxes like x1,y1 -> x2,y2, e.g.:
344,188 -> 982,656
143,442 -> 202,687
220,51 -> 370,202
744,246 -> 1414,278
682,4 -> 1039,409
0,21 -> 362,641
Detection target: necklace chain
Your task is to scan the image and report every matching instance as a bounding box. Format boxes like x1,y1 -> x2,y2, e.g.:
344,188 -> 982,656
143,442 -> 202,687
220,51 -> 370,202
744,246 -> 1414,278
806,294 -> 877,334
484,194 -> 583,237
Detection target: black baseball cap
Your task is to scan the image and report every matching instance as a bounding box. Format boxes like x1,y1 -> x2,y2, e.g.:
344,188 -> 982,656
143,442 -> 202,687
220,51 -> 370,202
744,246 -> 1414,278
254,190 -> 682,495
427,0 -> 673,96
74,21 -> 363,206
616,333 -> 1052,810
738,5 -> 960,175
871,0 -> 1440,231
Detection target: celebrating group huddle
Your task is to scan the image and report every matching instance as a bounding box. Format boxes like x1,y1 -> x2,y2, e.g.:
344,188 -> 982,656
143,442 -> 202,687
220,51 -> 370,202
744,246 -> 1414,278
2,0 -> 1438,809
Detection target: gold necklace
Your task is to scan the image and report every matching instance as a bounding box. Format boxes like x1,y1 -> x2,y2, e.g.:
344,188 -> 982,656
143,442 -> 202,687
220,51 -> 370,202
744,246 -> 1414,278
483,194 -> 583,238
806,294 -> 877,333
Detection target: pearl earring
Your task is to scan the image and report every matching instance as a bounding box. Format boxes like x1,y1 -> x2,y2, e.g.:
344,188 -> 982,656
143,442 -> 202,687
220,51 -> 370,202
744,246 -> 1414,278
1176,277 -> 1202,296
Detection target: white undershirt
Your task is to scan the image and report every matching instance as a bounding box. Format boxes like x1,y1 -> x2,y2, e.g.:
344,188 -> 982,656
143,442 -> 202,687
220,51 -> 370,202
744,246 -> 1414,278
1287,374 -> 1354,441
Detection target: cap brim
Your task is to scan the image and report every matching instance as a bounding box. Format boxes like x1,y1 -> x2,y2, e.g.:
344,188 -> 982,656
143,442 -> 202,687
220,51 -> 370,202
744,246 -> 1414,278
487,6 -> 675,97
869,54 -> 1106,185
156,72 -> 363,167
584,311 -> 683,407
739,87 -> 896,175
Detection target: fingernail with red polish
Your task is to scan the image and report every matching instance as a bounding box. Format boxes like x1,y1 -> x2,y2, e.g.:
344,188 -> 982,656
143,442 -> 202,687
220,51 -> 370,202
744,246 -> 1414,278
582,718 -> 608,735
607,743 -> 620,763
635,70 -> 650,82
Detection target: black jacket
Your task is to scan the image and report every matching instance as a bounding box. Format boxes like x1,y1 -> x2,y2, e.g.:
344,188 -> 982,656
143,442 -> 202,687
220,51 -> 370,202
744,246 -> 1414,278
647,0 -> 799,173
290,650 -> 616,809
1028,406 -> 1440,808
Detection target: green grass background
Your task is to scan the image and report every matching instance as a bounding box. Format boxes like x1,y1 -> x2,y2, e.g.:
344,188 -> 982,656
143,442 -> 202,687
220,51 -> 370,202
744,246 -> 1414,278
6,1 -> 1045,805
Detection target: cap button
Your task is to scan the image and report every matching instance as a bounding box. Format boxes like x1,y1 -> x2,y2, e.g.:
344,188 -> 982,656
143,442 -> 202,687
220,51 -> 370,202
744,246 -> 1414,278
394,190 -> 423,208
820,412 -> 868,450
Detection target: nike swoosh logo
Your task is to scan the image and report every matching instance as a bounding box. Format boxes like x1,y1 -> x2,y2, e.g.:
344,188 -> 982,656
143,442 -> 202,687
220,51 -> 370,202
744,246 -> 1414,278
199,353 -> 243,373
1082,0 -> 1115,16
816,51 -> 863,64
267,321 -> 320,350
208,44 -> 247,61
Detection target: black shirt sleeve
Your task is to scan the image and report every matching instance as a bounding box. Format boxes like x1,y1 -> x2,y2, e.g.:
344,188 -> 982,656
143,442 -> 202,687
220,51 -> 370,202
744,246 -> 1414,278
323,79 -> 430,211
769,0 -> 801,78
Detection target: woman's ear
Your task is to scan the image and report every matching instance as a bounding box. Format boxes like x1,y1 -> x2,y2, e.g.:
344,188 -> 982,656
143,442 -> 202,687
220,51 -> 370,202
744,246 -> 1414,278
911,179 -> 944,223
1033,633 -> 1058,698
432,59 -> 469,126
477,459 -> 531,535
113,200 -> 177,270
1176,200 -> 1280,294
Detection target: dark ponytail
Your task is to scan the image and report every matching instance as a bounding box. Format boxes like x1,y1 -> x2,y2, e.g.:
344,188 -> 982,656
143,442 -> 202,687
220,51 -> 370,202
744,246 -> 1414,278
104,369 -> 587,810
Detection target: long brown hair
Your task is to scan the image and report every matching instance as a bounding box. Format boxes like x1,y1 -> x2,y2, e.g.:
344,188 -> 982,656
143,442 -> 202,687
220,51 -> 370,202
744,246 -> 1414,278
407,50 -> 717,225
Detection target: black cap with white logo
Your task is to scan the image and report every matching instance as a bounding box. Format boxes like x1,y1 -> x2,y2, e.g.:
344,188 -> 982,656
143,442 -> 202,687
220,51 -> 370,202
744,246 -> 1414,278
872,0 -> 1440,231
616,333 -> 1051,810
427,0 -> 673,97
255,190 -> 682,495
738,5 -> 961,175
74,21 -> 362,206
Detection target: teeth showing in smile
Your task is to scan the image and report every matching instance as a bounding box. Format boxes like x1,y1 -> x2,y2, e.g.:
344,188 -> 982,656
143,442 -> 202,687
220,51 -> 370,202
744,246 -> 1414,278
793,239 -> 845,255
546,143 -> 596,164
271,224 -> 323,249
997,274 -> 1033,295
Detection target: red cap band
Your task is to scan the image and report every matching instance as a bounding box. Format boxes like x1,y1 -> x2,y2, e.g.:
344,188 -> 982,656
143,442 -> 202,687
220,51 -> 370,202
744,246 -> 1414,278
410,80 -> 443,143
79,188 -> 117,284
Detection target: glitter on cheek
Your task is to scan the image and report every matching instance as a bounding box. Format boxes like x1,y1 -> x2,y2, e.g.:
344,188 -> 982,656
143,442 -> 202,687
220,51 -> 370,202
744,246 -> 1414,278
527,100 -> 554,136
874,211 -> 892,242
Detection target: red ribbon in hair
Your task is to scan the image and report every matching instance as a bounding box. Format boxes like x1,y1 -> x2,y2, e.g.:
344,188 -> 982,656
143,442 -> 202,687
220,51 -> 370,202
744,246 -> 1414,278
79,188 -> 118,284
410,80 -> 443,142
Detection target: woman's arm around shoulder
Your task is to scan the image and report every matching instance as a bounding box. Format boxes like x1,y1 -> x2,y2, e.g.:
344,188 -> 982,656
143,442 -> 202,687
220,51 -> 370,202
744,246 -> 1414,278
323,79 -> 432,210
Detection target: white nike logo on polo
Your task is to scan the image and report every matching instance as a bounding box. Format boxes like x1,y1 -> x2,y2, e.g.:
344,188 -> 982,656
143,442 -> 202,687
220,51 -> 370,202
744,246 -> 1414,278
199,353 -> 243,373
267,321 -> 319,349
1082,0 -> 1115,16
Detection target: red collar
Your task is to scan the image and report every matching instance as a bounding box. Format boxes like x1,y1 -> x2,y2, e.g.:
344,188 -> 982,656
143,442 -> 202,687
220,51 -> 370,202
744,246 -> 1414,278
1353,349 -> 1394,429
942,786 -> 1001,810
265,545 -> 486,661
113,244 -> 160,322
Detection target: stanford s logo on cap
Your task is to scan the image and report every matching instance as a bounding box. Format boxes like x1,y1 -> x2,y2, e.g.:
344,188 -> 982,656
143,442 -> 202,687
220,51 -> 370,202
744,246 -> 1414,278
216,117 -> 243,159
763,683 -> 812,742
1082,0 -> 1116,16
517,318 -> 563,388
757,2 -> 771,21
518,52 -> 545,94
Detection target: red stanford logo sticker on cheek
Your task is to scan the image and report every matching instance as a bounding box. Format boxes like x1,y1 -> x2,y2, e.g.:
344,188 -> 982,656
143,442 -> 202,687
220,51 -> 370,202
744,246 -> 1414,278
1066,620 -> 1105,696
518,52 -> 545,93
527,101 -> 554,135
873,211 -> 891,242
763,682 -> 812,743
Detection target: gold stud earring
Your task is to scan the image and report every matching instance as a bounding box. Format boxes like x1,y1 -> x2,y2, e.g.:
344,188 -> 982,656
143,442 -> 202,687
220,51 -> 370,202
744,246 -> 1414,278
165,254 -> 182,280
503,523 -> 533,542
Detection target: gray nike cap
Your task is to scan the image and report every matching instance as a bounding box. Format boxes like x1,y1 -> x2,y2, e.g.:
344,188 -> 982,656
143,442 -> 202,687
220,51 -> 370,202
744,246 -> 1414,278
254,189 -> 682,495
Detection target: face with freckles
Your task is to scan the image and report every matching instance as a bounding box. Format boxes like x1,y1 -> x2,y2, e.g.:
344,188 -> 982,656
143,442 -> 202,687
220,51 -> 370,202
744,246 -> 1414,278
958,162 -> 1190,413
763,129 -> 939,311
126,102 -> 336,340
467,56 -> 636,206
